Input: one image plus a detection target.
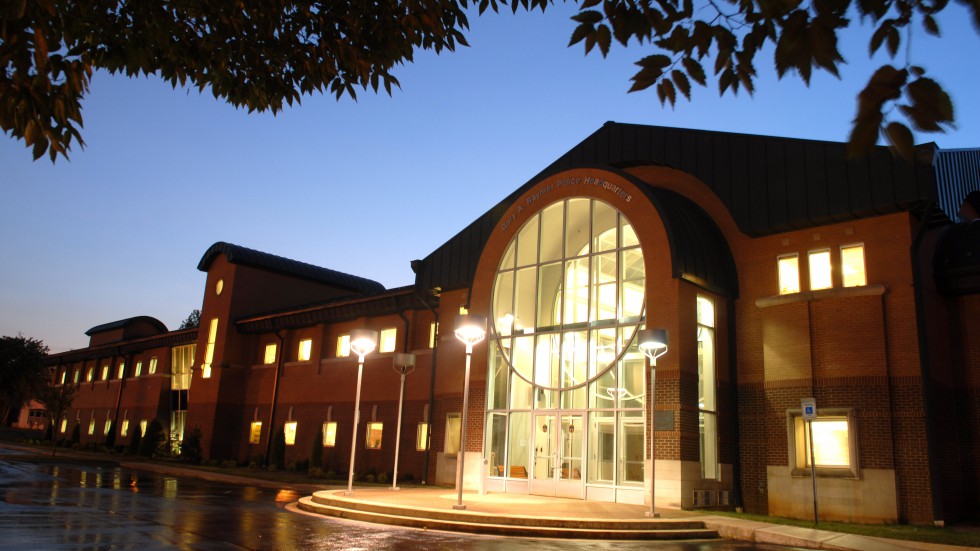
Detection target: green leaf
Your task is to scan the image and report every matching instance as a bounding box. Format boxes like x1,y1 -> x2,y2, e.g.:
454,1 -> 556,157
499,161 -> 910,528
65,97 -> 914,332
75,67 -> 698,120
682,56 -> 707,85
569,22 -> 593,46
672,69 -> 691,98
596,24 -> 612,56
572,9 -> 604,24
885,121 -> 915,162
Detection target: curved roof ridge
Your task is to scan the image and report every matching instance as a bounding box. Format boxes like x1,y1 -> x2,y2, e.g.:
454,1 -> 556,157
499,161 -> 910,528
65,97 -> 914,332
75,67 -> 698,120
85,316 -> 168,336
197,242 -> 385,294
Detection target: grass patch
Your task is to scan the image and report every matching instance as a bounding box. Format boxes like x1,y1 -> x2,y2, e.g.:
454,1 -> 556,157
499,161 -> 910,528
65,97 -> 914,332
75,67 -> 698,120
707,510 -> 980,548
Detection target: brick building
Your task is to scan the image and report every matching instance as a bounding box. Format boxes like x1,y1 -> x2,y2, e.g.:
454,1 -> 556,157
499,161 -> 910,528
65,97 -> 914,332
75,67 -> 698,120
39,123 -> 980,525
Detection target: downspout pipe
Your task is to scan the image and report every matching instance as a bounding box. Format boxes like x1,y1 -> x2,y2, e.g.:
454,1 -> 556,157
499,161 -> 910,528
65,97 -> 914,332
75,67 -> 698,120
727,298 -> 743,509
911,200 -> 945,525
264,328 -> 286,467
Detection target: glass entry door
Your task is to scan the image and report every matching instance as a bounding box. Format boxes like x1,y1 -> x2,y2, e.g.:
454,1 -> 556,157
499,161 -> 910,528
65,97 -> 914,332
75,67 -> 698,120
530,412 -> 584,498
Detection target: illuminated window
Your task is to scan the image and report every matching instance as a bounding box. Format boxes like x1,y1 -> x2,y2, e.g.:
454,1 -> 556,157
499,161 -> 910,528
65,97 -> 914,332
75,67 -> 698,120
337,334 -> 350,357
59,370 -> 66,384
777,254 -> 800,294
117,362 -> 125,379
134,361 -> 142,377
264,343 -> 277,365
284,421 -> 298,446
429,322 -> 438,349
148,357 -> 158,374
445,413 -> 461,456
808,249 -> 832,290
322,422 -> 337,447
172,344 -> 196,390
249,421 -> 262,444
60,419 -> 67,433
298,339 -> 313,361
365,422 -> 383,449
697,296 -> 719,480
104,420 -> 112,435
416,422 -> 429,451
379,328 -> 397,353
140,420 -> 147,437
101,364 -> 109,381
74,369 -> 80,383
121,420 -> 129,437
88,419 -> 95,435
86,367 -> 93,382
841,244 -> 866,287
202,318 -> 218,378
790,411 -> 857,475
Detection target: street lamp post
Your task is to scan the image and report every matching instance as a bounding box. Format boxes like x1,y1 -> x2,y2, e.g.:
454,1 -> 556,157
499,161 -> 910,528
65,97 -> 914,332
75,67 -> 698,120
638,327 -> 669,519
390,352 -> 416,491
346,328 -> 378,496
452,314 -> 487,511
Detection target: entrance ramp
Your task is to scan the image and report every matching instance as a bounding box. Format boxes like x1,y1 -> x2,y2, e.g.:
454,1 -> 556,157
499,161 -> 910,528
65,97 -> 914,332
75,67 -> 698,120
297,488 -> 719,540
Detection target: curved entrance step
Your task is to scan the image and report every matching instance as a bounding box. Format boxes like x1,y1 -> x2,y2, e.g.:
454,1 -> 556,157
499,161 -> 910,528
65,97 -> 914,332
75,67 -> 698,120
298,490 -> 720,540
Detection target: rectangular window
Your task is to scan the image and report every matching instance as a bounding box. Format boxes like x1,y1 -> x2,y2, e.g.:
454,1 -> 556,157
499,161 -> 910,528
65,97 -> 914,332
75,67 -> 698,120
298,339 -> 313,361
104,420 -> 112,435
148,357 -> 158,374
172,344 -> 196,390
789,409 -> 857,477
777,254 -> 800,295
140,420 -> 148,437
134,361 -> 142,377
429,322 -> 439,349
365,422 -> 383,449
249,421 -> 262,444
337,334 -> 350,357
117,362 -> 125,379
86,367 -> 93,382
101,364 -> 109,381
74,369 -> 80,383
60,370 -> 66,384
697,296 -> 719,480
121,420 -> 129,437
202,318 -> 218,378
264,343 -> 277,365
284,421 -> 298,446
378,328 -> 397,353
88,419 -> 95,435
322,422 -> 337,447
60,419 -> 67,433
445,413 -> 461,456
416,422 -> 429,451
808,249 -> 832,290
841,244 -> 867,287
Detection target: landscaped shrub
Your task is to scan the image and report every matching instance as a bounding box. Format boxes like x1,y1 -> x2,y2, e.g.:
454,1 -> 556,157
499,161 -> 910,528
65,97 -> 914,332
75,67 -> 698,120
70,422 -> 80,445
103,421 -> 116,449
180,427 -> 203,463
310,431 -> 323,469
139,419 -> 165,457
377,472 -> 389,484
128,425 -> 142,455
44,422 -> 53,442
270,426 -> 286,470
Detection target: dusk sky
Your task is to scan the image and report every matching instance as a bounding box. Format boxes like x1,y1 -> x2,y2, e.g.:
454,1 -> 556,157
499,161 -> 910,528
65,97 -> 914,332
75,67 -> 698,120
2,4 -> 978,353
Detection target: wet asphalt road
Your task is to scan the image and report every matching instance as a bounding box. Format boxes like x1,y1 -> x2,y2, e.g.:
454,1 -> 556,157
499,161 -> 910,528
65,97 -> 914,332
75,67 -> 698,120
0,448 -> 797,550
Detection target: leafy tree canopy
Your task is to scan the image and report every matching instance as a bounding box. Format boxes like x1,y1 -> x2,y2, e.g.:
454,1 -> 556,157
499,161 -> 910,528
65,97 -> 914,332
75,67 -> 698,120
1,0 -> 975,162
0,334 -> 49,425
179,309 -> 201,330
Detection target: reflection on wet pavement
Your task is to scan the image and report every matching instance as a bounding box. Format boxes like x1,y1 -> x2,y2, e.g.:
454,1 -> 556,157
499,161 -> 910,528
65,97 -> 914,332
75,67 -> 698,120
0,448 -> 795,550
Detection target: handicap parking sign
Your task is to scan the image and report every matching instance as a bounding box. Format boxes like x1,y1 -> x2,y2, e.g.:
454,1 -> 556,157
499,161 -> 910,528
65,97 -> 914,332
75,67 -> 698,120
801,398 -> 817,420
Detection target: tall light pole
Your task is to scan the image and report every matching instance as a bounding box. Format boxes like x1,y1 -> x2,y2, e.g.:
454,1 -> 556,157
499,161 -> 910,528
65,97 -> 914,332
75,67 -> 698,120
346,328 -> 378,496
638,327 -> 668,519
452,314 -> 487,510
390,352 -> 416,491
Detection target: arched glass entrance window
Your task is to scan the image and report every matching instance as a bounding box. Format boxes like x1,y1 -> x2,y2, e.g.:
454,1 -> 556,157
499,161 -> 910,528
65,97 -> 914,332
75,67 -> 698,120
486,197 -> 648,500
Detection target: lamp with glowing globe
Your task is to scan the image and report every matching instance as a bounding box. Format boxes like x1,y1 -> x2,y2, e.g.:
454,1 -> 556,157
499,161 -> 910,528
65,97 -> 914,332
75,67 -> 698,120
345,328 -> 377,496
637,327 -> 668,518
453,314 -> 487,510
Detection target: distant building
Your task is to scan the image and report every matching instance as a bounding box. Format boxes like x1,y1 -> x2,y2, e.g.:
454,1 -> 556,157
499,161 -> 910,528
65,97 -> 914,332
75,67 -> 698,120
38,123 -> 980,525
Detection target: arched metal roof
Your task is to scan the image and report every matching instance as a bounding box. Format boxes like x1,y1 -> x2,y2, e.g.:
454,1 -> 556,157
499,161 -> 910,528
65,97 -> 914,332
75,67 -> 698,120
84,316 -> 168,336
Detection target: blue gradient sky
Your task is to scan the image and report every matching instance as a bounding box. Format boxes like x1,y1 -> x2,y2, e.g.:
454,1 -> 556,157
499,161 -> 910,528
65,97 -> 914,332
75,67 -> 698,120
2,5 -> 978,352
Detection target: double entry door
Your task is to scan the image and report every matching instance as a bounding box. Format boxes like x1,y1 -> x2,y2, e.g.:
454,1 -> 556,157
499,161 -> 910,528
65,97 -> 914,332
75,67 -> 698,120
528,411 -> 584,499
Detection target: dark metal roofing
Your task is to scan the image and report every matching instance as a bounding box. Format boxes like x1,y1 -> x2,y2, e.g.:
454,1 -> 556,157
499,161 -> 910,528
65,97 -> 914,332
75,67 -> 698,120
934,148 -> 980,222
84,316 -> 168,336
934,220 -> 980,296
236,286 -> 430,333
45,328 -> 198,365
197,241 -> 385,294
414,122 -> 977,297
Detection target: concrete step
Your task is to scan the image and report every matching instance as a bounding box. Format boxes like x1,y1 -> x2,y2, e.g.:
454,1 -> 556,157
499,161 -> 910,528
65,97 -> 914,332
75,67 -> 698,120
298,494 -> 720,540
